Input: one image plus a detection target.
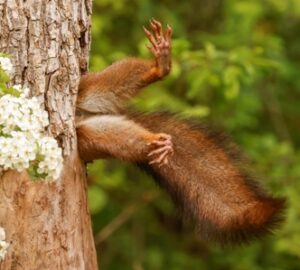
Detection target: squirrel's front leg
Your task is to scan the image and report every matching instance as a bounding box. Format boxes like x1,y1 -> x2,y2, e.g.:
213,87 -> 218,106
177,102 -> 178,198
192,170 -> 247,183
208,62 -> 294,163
77,19 -> 172,115
76,115 -> 173,165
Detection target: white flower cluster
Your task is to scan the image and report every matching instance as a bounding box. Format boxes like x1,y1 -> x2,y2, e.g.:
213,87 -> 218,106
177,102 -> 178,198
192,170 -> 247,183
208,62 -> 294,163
12,84 -> 30,98
0,56 -> 63,180
37,137 -> 63,180
0,56 -> 13,74
0,94 -> 49,135
0,131 -> 36,172
0,227 -> 9,261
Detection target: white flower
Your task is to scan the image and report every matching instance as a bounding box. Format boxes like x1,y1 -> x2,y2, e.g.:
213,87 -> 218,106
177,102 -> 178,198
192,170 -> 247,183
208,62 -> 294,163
0,240 -> 9,260
0,56 -> 13,74
0,71 -> 63,181
0,132 -> 37,173
12,84 -> 30,98
0,227 -> 5,241
0,227 -> 9,260
0,94 -> 49,135
37,137 -> 63,180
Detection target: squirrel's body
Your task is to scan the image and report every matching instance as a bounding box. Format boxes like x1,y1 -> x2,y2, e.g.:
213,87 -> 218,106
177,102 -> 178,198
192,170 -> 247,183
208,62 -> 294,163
76,20 -> 285,244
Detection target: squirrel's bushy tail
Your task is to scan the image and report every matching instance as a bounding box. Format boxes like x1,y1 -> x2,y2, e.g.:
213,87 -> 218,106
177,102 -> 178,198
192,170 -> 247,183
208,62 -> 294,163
129,112 -> 286,245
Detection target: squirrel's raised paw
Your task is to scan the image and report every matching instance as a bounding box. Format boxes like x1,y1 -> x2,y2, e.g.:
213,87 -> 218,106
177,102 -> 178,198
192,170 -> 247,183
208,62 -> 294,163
148,133 -> 173,166
143,19 -> 172,78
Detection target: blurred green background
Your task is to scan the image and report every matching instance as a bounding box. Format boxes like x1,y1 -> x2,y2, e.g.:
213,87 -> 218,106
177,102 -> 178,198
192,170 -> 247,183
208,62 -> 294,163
87,0 -> 300,269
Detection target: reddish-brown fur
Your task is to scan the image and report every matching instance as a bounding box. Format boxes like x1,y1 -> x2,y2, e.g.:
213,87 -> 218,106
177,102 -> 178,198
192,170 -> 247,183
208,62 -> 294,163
131,112 -> 285,243
77,115 -> 172,163
76,20 -> 285,244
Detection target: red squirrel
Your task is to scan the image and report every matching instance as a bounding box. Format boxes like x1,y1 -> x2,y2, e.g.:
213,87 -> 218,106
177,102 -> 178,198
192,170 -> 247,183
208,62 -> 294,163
76,19 -> 286,244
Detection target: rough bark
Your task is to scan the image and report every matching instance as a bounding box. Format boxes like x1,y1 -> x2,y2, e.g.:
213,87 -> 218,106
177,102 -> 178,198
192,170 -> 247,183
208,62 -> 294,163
0,0 -> 98,269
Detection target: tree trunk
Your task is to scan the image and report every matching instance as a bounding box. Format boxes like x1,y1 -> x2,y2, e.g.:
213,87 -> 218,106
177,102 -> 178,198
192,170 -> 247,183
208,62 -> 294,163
0,1 -> 98,269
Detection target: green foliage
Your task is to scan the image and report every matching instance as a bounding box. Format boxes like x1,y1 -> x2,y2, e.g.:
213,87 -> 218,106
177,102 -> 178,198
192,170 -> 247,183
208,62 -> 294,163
87,0 -> 300,269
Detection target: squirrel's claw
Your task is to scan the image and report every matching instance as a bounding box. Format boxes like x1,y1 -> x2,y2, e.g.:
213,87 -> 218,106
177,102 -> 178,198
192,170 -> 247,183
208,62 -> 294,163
148,133 -> 173,166
144,19 -> 172,58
